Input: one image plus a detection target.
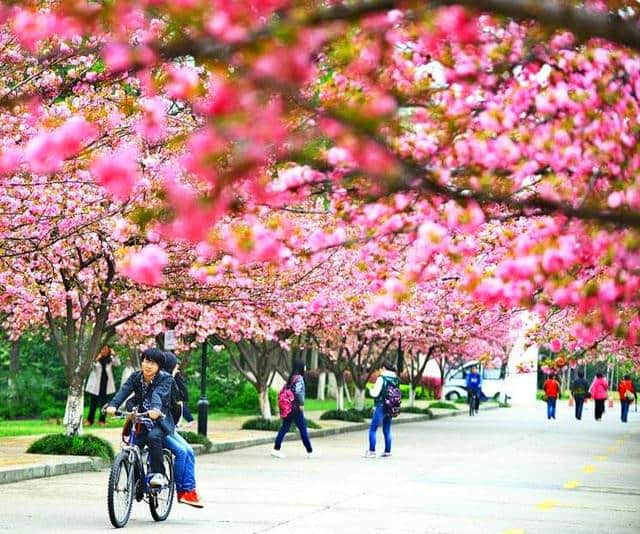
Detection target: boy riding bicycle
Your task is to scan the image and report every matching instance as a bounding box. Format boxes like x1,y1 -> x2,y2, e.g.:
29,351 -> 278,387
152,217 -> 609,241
106,348 -> 173,488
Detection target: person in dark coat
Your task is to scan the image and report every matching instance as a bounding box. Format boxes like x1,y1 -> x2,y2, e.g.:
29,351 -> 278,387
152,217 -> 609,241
570,370 -> 589,420
106,348 -> 173,487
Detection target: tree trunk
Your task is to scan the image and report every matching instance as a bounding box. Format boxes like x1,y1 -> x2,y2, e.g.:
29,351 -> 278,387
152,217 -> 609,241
317,371 -> 326,400
259,386 -> 272,420
409,383 -> 416,407
63,376 -> 85,436
354,387 -> 366,410
336,382 -> 345,411
8,339 -> 20,394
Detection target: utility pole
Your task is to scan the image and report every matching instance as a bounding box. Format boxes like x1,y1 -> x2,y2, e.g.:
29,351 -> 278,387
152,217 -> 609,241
197,339 -> 209,436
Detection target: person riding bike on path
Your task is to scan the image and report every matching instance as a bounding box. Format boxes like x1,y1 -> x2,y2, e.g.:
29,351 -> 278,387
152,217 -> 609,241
570,370 -> 589,420
106,348 -> 172,488
465,366 -> 482,414
161,351 -> 203,508
543,373 -> 561,420
364,359 -> 399,458
272,359 -> 316,458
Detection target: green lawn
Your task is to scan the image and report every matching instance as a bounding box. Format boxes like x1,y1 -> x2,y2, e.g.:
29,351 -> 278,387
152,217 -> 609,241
0,399 -> 375,438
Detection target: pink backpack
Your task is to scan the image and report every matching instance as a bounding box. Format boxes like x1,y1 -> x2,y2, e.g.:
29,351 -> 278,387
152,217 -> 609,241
278,384 -> 295,419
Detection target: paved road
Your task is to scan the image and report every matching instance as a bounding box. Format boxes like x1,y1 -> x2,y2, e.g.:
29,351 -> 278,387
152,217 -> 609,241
1,403 -> 638,534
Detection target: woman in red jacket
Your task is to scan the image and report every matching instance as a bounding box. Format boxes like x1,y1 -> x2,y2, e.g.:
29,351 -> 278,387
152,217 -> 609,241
618,375 -> 637,423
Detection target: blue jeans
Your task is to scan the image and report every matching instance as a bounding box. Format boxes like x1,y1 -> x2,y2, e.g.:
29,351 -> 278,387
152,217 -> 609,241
274,408 -> 312,453
369,404 -> 392,453
621,400 -> 631,423
163,432 -> 196,492
574,396 -> 585,420
546,397 -> 557,419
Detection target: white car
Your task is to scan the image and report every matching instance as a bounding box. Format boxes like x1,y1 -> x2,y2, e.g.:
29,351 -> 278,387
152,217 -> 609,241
442,361 -> 509,403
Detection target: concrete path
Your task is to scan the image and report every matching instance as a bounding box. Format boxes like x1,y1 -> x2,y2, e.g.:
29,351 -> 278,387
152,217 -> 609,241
0,402 -> 462,484
0,403 -> 637,533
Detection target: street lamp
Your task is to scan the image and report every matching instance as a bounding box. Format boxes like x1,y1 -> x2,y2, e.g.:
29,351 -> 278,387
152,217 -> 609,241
197,339 -> 209,436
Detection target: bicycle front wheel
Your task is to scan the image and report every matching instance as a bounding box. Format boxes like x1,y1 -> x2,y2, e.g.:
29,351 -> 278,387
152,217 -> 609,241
108,451 -> 134,528
149,450 -> 175,522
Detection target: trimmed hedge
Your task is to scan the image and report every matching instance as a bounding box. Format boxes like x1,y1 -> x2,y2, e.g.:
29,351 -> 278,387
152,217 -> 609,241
428,401 -> 458,410
241,417 -> 321,431
320,409 -> 365,423
178,430 -> 212,452
27,433 -> 114,461
400,406 -> 433,418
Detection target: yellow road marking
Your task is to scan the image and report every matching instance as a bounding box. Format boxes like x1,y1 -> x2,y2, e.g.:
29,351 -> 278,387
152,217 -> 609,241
607,446 -> 618,453
616,439 -> 624,445
563,480 -> 580,489
594,455 -> 608,462
536,499 -> 558,510
581,465 -> 596,474
503,530 -> 526,534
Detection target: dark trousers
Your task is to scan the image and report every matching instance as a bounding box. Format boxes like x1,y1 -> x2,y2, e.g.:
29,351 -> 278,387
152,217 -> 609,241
139,425 -> 166,475
88,392 -> 109,424
574,396 -> 585,420
274,408 -> 312,453
594,399 -> 606,420
621,400 -> 631,422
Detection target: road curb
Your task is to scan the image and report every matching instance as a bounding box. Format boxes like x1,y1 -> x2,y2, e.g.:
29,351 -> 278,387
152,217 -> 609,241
0,405 -> 501,484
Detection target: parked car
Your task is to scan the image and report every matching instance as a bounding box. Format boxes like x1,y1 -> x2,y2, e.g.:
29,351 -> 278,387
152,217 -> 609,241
442,360 -> 509,403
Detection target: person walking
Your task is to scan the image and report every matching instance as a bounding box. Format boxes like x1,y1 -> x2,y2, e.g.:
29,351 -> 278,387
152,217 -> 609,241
618,375 -> 637,423
589,372 -> 609,421
272,360 -> 315,458
85,345 -> 120,426
364,359 -> 399,458
542,373 -> 560,420
570,370 -> 589,420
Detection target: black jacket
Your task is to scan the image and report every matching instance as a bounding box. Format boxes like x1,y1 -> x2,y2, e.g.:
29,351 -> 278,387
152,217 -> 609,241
109,370 -> 175,435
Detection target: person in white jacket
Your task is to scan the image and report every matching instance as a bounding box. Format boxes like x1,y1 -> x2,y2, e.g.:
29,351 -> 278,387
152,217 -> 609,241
85,345 -> 120,425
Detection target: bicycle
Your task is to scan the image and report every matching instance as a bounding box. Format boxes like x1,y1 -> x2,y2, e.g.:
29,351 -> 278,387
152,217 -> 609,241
467,389 -> 479,416
105,410 -> 175,528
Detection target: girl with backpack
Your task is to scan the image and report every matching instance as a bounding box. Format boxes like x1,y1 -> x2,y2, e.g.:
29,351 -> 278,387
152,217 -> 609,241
272,360 -> 316,458
365,360 -> 399,458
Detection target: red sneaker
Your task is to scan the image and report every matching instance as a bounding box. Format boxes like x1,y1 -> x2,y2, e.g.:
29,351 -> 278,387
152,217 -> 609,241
178,490 -> 204,508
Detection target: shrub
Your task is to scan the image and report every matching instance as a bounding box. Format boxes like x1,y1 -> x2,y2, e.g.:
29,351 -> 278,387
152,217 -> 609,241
400,406 -> 433,417
41,406 -> 65,420
351,406 -> 374,418
178,431 -> 212,452
27,433 -> 114,461
428,401 -> 458,410
320,409 -> 365,422
399,384 -> 427,400
241,417 -> 320,431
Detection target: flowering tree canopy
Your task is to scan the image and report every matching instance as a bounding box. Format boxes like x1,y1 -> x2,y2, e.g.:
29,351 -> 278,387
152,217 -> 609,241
2,0 -> 640,421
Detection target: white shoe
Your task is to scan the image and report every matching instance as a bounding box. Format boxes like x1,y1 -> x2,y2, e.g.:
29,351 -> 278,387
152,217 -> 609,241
380,452 -> 392,458
271,449 -> 285,458
363,450 -> 377,458
149,473 -> 168,487
306,450 -> 320,458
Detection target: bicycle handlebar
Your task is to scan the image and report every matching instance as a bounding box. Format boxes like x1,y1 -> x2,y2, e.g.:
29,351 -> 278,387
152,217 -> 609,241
101,407 -> 165,419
